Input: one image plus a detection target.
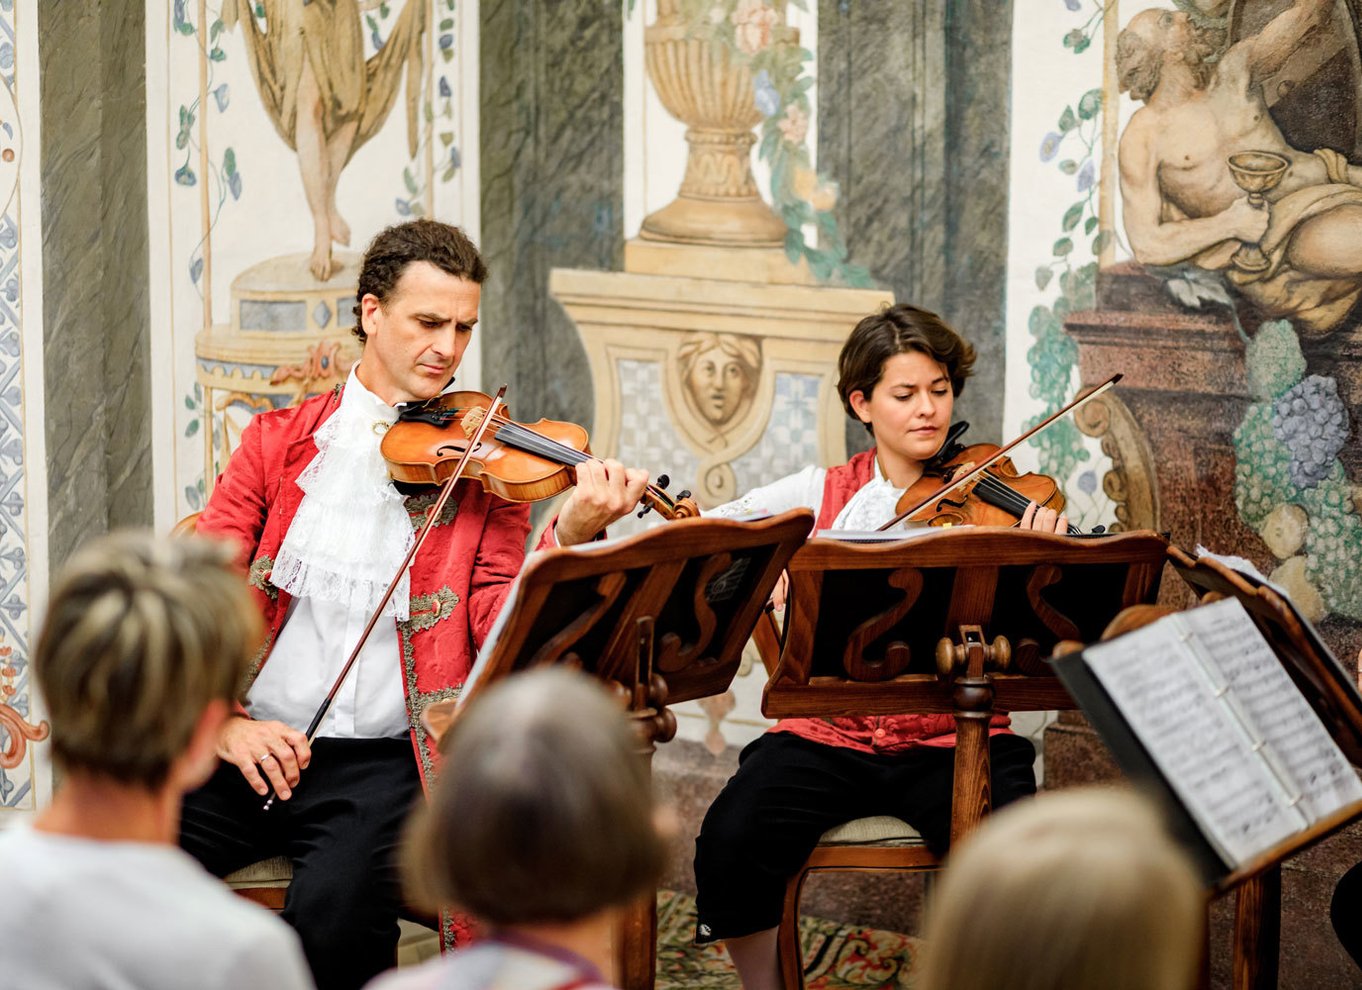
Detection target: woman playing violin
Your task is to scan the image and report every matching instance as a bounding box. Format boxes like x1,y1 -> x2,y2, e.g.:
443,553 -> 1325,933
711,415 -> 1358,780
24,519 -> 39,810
696,303 -> 1067,990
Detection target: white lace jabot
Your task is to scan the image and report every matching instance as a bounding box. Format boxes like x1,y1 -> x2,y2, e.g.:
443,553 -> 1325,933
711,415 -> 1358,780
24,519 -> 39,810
271,371 -> 415,620
831,457 -> 911,531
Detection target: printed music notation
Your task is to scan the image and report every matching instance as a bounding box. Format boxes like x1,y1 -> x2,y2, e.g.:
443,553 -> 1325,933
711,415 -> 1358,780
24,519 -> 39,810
1081,597 -> 1362,869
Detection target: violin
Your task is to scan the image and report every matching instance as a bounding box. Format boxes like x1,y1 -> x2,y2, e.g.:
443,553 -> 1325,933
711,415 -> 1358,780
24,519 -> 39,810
262,386 -> 694,811
897,436 -> 1080,534
380,390 -> 700,521
877,373 -> 1122,533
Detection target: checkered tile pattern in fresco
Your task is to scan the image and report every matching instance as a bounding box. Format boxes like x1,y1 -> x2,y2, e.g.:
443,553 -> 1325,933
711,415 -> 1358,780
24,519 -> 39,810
729,373 -> 823,489
611,359 -> 700,538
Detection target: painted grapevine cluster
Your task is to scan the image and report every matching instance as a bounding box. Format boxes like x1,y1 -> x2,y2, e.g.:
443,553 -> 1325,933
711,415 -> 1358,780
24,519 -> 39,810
1233,319 -> 1362,621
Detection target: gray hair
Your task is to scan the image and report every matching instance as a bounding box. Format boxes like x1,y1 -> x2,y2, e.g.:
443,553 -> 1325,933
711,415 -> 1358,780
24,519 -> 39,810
35,531 -> 261,787
404,668 -> 666,924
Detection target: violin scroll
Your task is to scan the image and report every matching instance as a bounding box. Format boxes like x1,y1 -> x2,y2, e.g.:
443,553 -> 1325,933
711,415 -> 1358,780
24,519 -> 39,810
638,474 -> 700,521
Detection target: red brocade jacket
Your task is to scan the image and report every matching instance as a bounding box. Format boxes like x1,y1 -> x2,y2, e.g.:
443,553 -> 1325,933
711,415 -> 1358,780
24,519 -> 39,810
197,388 -> 538,787
766,449 -> 1013,754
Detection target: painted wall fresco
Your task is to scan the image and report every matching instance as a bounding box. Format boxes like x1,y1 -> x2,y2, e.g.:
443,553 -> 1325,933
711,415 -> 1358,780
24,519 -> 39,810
1011,4 -> 1362,982
0,0 -> 52,822
1008,0 -> 1360,634
148,0 -> 479,527
587,1 -> 897,751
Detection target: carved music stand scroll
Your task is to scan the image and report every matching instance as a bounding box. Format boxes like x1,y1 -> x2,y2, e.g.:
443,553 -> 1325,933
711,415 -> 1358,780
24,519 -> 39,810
762,528 -> 1170,839
450,508 -> 814,990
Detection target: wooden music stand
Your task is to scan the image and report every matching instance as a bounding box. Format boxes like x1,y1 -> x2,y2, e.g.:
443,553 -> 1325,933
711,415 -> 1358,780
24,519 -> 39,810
447,508 -> 814,990
762,527 -> 1170,838
1165,547 -> 1362,990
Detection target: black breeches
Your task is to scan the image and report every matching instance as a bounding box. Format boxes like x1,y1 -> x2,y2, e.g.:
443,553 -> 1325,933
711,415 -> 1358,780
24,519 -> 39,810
180,737 -> 422,990
692,731 -> 1037,942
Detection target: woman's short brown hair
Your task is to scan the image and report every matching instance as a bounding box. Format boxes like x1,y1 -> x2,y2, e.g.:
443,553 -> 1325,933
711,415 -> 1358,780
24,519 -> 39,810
34,531 -> 262,789
403,668 -> 666,924
836,304 -> 976,432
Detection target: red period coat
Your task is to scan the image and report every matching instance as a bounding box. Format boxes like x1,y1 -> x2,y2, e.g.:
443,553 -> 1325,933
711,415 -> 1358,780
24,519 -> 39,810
197,388 -> 535,786
768,449 -> 1013,754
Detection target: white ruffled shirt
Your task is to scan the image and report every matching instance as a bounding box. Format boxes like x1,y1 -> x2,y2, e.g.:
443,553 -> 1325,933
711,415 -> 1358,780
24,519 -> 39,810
245,371 -> 412,739
705,455 -> 910,530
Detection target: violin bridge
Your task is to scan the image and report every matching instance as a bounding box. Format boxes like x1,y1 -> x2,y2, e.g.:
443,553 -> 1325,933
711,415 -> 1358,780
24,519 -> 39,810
460,406 -> 486,437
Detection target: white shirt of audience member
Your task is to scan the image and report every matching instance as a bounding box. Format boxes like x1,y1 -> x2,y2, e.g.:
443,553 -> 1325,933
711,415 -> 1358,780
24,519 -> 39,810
0,825 -> 314,990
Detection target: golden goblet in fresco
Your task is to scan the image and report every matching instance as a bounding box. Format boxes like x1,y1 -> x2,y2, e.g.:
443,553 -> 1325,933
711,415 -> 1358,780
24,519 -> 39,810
1227,151 -> 1290,273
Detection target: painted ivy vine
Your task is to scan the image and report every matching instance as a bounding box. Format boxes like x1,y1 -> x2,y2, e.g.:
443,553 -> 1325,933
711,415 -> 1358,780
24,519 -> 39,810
394,0 -> 463,218
172,1 -> 242,294
1026,82 -> 1109,484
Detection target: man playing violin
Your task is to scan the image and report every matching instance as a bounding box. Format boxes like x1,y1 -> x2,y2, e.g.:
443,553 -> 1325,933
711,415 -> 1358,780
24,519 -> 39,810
179,219 -> 649,990
694,303 -> 1068,990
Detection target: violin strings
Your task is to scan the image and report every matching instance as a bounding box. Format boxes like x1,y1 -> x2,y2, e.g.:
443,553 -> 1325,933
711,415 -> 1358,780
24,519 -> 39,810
476,419 -> 673,506
962,473 -> 1083,536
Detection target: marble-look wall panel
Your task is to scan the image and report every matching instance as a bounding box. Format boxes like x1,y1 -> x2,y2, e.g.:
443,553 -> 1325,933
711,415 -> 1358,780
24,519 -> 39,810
943,0 -> 1013,439
479,0 -> 623,464
101,1 -> 152,536
818,0 -> 1011,441
40,1 -> 152,568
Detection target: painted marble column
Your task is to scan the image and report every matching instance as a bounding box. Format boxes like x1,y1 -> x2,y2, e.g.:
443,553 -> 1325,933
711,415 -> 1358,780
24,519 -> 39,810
817,0 -> 1013,442
41,0 -> 153,562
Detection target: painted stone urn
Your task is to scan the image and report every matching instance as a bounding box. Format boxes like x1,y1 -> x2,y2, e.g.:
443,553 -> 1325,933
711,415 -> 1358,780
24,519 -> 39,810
640,0 -> 794,246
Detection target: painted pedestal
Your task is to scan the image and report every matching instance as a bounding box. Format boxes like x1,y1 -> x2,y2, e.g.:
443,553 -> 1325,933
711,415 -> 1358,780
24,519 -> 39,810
193,253 -> 362,488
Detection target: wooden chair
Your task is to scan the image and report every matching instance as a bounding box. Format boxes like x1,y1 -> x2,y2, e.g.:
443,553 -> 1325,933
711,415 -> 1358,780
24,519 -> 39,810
776,816 -> 936,990
754,528 -> 1170,990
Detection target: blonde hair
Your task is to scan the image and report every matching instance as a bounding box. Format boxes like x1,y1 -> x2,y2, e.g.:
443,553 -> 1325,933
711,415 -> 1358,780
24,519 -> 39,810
918,788 -> 1203,990
403,668 -> 666,924
34,531 -> 262,788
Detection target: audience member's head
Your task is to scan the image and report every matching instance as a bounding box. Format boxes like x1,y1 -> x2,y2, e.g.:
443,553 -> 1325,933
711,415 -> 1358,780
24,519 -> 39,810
918,787 -> 1203,990
404,667 -> 667,926
35,531 -> 261,792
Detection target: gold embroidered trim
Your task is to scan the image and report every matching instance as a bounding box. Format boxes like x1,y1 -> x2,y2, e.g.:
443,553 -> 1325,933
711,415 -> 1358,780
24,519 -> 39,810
247,555 -> 279,602
405,587 -> 460,634
404,491 -> 460,529
243,628 -> 275,691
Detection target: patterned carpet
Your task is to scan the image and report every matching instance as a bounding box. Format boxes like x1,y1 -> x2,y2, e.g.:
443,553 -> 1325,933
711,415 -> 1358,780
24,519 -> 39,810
655,890 -> 920,990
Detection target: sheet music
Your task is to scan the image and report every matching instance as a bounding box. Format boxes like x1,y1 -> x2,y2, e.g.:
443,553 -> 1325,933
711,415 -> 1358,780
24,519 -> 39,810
1083,616 -> 1301,867
1181,599 -> 1362,822
1195,546 -> 1362,721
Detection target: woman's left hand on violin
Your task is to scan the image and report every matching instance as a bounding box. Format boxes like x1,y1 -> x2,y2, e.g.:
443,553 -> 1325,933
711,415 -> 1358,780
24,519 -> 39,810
555,458 -> 650,546
1018,500 -> 1069,535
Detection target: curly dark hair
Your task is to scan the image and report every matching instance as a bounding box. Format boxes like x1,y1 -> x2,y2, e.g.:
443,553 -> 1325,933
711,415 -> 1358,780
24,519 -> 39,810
836,304 -> 976,433
352,219 -> 489,343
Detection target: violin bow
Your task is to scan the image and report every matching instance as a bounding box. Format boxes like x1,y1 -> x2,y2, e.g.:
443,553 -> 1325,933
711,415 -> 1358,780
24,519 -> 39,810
874,372 -> 1123,533
262,384 -> 509,811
